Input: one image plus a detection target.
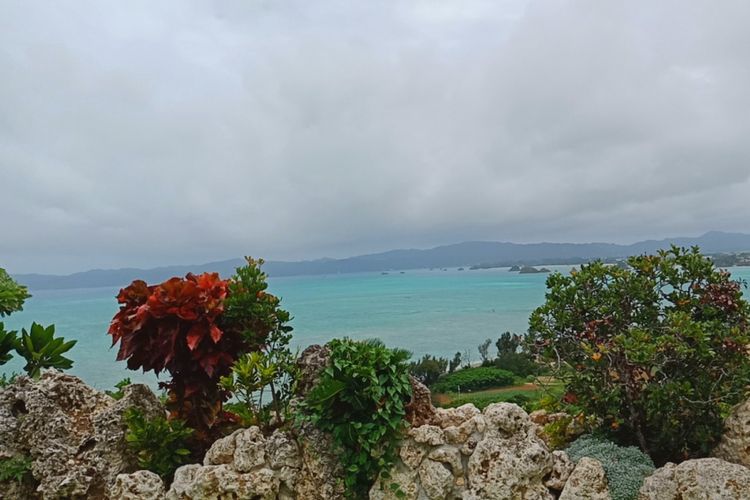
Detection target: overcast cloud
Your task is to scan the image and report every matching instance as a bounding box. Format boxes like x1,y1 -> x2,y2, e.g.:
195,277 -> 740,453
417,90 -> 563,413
2,0 -> 750,274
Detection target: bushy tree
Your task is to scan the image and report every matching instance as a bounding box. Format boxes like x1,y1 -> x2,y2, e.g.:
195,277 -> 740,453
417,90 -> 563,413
494,331 -> 538,376
408,354 -> 448,386
0,268 -> 30,317
496,331 -> 521,356
0,268 -> 31,366
529,247 -> 750,463
477,338 -> 492,365
449,352 -> 462,373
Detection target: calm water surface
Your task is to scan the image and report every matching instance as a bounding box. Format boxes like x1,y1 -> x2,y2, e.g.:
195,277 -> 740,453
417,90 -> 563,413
4,266 -> 750,391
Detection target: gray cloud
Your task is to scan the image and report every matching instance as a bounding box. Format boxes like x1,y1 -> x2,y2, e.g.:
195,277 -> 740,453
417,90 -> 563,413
1,0 -> 750,273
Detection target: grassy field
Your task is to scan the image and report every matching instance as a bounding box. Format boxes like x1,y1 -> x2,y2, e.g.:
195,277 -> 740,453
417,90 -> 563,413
433,378 -> 563,410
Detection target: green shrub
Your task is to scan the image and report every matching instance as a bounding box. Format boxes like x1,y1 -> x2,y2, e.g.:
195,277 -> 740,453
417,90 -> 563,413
220,348 -> 297,431
123,408 -> 193,482
431,366 -> 515,393
0,372 -> 19,388
566,435 -> 654,500
408,354 -> 448,386
0,455 -> 32,484
15,323 -> 76,378
0,269 -> 30,318
529,246 -> 750,463
300,338 -> 412,499
105,378 -> 132,400
0,324 -> 17,365
494,352 -> 538,377
220,258 -> 296,432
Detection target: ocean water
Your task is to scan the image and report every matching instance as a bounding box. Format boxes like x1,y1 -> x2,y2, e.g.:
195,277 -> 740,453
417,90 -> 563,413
4,265 -> 750,392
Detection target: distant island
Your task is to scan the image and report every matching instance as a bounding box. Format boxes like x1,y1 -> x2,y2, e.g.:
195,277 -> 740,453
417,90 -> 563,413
518,266 -> 551,274
11,231 -> 750,290
471,258 -> 623,271
709,252 -> 750,268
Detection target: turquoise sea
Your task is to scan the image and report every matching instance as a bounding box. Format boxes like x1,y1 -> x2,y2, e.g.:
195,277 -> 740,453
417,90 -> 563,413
4,265 -> 750,392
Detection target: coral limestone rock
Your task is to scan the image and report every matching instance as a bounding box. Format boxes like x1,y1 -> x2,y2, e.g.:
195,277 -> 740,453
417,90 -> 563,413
109,470 -> 165,500
0,371 -> 163,499
295,344 -> 331,397
545,450 -> 575,492
232,427 -> 268,473
715,399 -> 750,468
408,425 -> 446,446
638,458 -> 750,500
418,459 -> 453,499
464,403 -> 553,500
167,426 -> 320,500
559,457 -> 611,500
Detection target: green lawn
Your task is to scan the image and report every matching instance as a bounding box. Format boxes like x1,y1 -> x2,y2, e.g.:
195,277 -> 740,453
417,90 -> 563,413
434,381 -> 563,411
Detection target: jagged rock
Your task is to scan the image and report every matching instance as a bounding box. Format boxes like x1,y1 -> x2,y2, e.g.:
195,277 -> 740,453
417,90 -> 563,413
418,459 -> 453,499
168,426 -> 325,500
638,458 -> 750,499
369,466 -> 421,500
444,415 -> 485,445
559,457 -> 611,500
165,464 -> 202,499
232,427 -> 267,473
109,470 -> 165,500
715,399 -> 750,468
408,425 -> 445,446
399,440 -> 428,469
295,345 -> 331,397
434,404 -> 480,429
544,450 -> 575,491
0,371 -> 163,499
289,424 -> 345,500
464,403 -> 553,500
267,429 -> 301,470
167,464 -> 279,500
405,376 -> 437,426
427,446 -> 463,477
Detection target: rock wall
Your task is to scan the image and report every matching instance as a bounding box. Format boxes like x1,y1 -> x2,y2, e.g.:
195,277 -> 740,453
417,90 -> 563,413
118,401 -> 584,500
5,354 -> 750,500
370,402 -> 557,499
638,457 -> 750,499
158,424 -> 344,500
0,371 -> 164,499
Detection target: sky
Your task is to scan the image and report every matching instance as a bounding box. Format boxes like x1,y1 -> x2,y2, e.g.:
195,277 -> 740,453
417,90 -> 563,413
2,1 -> 750,274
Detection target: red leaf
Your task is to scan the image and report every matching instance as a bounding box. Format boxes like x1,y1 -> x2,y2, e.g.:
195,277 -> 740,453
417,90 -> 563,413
186,325 -> 204,351
210,324 -> 223,343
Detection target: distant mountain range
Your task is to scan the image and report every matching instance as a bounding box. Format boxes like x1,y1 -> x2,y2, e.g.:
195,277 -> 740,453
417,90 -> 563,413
12,231 -> 750,290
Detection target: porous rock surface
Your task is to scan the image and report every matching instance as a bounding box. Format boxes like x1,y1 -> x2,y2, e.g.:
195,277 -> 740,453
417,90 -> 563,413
714,399 -> 750,468
370,402 -> 555,500
165,425 -> 344,500
558,457 -> 611,500
544,450 -> 575,492
638,457 -> 750,499
0,370 -> 164,499
110,470 -> 165,500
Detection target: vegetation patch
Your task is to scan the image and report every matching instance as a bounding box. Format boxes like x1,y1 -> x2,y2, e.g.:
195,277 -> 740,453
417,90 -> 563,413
300,338 -> 412,499
123,408 -> 193,482
431,366 -> 515,393
567,435 -> 654,500
0,455 -> 33,484
529,246 -> 750,463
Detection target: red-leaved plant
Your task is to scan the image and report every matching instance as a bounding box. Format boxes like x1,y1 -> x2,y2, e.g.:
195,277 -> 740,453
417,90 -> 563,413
108,272 -> 246,439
